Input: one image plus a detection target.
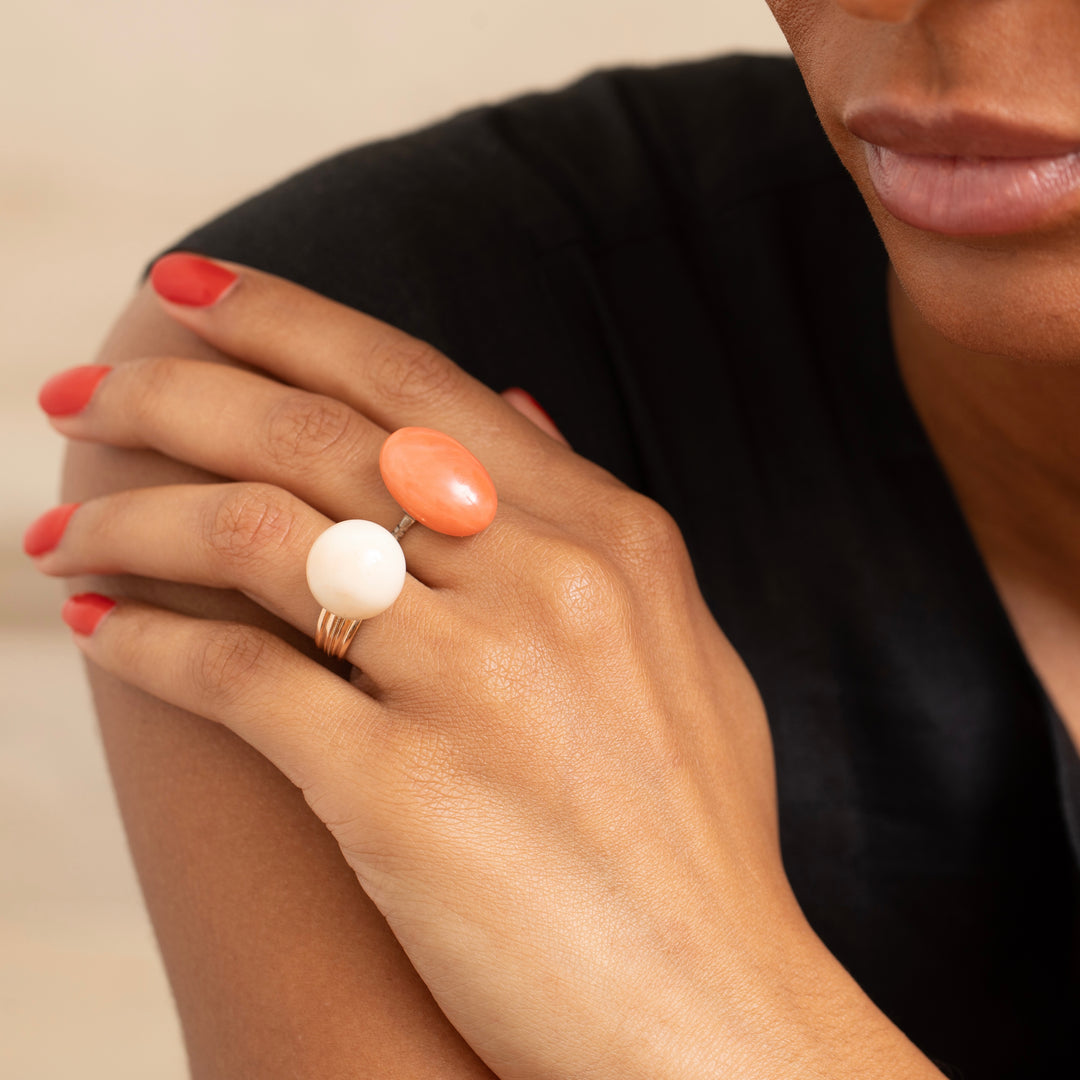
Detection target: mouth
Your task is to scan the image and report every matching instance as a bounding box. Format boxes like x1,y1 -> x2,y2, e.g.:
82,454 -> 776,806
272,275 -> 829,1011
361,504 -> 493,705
846,104 -> 1080,236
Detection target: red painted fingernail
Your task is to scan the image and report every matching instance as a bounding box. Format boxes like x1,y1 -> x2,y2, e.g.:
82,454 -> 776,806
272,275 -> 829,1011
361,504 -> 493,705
38,365 -> 112,417
23,503 -> 80,556
150,252 -> 238,307
62,593 -> 116,636
507,388 -> 556,427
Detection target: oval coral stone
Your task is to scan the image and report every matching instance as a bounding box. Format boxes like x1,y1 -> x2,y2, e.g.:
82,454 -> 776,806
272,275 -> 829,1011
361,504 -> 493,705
379,427 -> 498,537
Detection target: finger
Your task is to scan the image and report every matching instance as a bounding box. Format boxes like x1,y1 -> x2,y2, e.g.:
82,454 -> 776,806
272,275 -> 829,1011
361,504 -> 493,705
42,357 -> 401,524
60,592 -> 387,803
40,358 -> 560,527
28,484 -> 444,682
146,253 -> 572,486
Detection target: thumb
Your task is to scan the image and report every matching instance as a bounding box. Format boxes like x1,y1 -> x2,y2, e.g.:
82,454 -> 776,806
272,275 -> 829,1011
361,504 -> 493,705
500,387 -> 570,447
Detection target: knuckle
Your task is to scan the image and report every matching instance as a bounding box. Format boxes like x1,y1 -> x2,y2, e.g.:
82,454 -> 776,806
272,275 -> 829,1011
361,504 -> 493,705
264,392 -> 363,468
370,335 -> 458,411
538,538 -> 632,641
190,621 -> 272,704
128,355 -> 183,422
599,492 -> 684,571
207,483 -> 297,565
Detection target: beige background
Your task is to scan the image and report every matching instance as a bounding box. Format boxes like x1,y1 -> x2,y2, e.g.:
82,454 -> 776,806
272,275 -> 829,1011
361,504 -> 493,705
1,2 -> 788,1075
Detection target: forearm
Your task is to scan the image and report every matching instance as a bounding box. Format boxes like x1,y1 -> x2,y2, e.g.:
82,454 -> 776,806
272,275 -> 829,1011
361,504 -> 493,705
86,663 -> 495,1079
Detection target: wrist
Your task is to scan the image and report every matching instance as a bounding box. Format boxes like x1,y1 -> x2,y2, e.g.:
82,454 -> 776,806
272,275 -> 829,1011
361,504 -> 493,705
602,896 -> 946,1080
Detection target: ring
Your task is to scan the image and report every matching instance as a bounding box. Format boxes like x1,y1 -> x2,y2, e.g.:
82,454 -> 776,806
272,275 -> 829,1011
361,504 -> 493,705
307,427 -> 497,659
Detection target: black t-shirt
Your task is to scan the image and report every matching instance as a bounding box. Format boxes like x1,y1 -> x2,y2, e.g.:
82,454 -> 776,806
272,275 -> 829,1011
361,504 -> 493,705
146,54 -> 1080,1076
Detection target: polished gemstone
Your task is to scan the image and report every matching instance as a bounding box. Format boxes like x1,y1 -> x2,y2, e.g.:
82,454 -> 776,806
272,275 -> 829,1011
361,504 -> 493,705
306,519 -> 406,620
379,427 -> 497,537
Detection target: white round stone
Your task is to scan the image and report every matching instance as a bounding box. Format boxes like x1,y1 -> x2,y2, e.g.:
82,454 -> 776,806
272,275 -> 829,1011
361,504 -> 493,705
305,519 -> 406,620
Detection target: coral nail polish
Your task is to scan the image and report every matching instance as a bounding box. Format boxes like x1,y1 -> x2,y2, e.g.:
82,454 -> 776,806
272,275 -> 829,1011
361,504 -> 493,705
150,252 -> 238,307
38,365 -> 112,416
506,387 -> 557,426
23,503 -> 80,556
503,387 -> 569,446
62,593 -> 116,636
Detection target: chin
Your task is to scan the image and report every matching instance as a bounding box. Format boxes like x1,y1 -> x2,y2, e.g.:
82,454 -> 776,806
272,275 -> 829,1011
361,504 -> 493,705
879,211 -> 1080,368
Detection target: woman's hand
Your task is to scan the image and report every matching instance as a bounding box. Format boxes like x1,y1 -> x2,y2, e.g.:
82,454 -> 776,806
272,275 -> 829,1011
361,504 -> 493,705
30,256 -> 941,1079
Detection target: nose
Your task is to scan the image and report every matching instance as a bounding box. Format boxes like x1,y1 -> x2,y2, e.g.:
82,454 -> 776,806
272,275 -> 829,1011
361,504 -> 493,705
837,0 -> 930,21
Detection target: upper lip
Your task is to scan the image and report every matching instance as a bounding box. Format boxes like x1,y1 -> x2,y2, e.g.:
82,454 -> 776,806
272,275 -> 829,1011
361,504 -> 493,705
845,103 -> 1080,159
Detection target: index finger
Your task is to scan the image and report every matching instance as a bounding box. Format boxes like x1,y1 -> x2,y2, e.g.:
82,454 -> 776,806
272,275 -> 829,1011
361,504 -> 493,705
147,252 -> 563,473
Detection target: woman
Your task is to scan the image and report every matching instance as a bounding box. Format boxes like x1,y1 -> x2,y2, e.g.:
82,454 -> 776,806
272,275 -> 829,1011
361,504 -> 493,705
24,1 -> 1080,1075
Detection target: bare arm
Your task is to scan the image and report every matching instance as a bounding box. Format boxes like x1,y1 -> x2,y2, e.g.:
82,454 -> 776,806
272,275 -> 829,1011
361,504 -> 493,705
64,280 -> 495,1079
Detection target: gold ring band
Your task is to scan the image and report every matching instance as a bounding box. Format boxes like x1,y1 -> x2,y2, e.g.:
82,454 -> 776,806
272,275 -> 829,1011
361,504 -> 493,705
315,609 -> 363,659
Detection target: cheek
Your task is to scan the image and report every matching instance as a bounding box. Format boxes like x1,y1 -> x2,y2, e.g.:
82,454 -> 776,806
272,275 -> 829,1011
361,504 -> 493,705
836,0 -> 916,18
765,1 -> 827,54
765,2 -> 865,146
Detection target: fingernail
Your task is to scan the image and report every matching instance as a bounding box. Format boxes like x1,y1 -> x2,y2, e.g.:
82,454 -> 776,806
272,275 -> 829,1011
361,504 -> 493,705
62,593 -> 116,636
150,252 -> 238,307
38,365 -> 112,417
506,388 -> 556,427
23,503 -> 80,557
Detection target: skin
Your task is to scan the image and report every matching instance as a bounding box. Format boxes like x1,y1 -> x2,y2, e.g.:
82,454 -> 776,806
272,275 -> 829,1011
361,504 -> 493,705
32,0 -> 1080,1075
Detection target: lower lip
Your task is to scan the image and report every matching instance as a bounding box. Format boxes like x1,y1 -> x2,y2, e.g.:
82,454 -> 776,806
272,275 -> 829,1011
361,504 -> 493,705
863,142 -> 1080,235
